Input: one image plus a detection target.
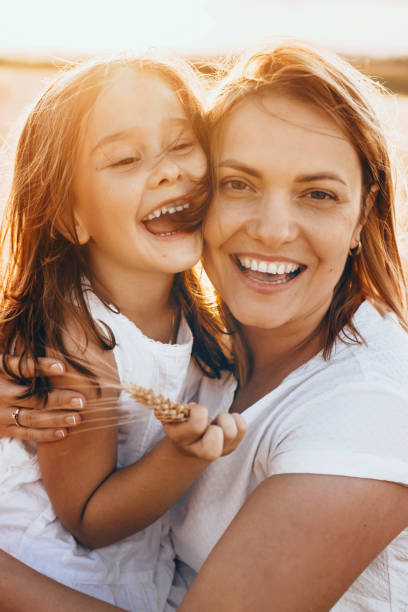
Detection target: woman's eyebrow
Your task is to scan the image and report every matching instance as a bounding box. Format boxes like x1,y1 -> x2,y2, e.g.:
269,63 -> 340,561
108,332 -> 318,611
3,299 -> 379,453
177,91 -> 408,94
295,173 -> 347,186
218,160 -> 262,178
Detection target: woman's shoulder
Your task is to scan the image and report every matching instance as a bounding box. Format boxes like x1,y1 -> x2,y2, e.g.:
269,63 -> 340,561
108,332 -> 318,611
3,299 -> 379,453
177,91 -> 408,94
254,303 -> 408,485
332,300 -> 408,387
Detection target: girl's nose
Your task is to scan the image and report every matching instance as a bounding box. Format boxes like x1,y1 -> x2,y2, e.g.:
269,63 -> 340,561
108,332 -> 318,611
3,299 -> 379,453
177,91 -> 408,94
147,155 -> 182,189
246,194 -> 299,246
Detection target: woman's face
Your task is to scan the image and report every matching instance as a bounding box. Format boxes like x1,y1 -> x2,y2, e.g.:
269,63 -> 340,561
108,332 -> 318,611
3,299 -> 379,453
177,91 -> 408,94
204,93 -> 366,336
73,68 -> 207,281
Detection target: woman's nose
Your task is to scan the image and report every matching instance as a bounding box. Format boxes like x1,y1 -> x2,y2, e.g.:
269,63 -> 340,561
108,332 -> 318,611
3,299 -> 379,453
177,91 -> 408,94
147,155 -> 182,189
246,194 -> 299,246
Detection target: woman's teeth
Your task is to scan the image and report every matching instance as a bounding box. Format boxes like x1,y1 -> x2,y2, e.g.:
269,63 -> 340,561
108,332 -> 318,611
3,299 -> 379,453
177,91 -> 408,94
237,257 -> 300,275
145,202 -> 190,221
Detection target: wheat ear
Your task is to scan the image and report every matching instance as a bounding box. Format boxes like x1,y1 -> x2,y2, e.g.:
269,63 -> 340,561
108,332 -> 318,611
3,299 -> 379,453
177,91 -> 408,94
122,383 -> 190,423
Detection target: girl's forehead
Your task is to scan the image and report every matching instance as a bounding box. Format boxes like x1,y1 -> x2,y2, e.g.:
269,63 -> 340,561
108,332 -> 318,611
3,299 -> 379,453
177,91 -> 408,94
95,68 -> 183,116
80,69 -> 190,151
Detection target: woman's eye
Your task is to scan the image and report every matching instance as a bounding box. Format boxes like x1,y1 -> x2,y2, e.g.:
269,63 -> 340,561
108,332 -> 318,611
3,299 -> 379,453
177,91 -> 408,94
223,179 -> 250,191
308,190 -> 336,201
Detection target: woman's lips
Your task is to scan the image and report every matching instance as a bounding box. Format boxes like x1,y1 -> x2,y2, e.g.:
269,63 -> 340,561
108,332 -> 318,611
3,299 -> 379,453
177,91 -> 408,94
232,254 -> 306,293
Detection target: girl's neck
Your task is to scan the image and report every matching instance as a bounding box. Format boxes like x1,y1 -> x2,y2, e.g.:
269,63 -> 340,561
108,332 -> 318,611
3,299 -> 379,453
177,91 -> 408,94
89,259 -> 178,344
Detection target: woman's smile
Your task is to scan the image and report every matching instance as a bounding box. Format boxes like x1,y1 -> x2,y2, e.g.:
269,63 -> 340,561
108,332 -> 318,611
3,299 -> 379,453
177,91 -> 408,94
232,254 -> 305,293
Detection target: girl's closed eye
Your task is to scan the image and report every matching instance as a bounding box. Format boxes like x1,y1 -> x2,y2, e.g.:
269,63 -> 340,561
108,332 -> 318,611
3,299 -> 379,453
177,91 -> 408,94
171,140 -> 194,152
111,156 -> 141,168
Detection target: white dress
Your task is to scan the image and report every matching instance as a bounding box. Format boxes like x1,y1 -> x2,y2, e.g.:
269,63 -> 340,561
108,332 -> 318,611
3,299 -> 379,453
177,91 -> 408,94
170,302 -> 408,610
0,292 -> 194,612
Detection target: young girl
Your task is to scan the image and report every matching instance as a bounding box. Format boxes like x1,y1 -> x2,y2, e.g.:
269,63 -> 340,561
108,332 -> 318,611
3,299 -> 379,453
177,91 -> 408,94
0,54 -> 245,612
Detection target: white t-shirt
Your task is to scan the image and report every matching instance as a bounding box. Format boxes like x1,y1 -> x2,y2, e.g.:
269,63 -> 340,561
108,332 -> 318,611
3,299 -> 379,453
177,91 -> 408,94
0,292 -> 194,612
170,301 -> 408,610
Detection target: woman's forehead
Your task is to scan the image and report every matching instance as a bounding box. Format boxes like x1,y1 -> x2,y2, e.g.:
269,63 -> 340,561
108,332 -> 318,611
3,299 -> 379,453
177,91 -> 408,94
214,93 -> 361,183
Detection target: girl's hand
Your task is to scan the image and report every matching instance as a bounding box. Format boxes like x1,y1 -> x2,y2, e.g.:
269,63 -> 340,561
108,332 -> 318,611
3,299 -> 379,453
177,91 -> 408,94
163,404 -> 246,462
0,355 -> 85,442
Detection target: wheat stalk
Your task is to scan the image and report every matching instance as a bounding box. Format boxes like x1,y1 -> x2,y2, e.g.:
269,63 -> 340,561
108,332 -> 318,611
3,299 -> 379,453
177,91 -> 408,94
122,383 -> 190,423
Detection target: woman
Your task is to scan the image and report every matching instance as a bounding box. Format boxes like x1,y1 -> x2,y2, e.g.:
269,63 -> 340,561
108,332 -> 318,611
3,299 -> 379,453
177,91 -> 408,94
2,42 -> 408,610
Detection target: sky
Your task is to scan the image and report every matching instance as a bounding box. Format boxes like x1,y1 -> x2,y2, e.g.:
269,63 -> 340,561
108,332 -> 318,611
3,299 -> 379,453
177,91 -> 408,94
0,0 -> 408,59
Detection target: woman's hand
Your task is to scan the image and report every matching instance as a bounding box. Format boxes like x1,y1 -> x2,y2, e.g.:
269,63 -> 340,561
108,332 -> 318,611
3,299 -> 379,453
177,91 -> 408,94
163,404 -> 247,461
0,356 -> 85,442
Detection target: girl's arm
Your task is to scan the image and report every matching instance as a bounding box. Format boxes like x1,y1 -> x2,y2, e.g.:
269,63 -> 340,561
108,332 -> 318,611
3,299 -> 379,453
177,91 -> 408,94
0,550 -> 125,612
38,338 -> 245,549
178,474 -> 408,611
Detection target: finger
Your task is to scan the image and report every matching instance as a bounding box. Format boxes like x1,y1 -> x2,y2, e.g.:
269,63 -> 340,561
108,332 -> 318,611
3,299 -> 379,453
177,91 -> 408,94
221,412 -> 247,455
0,355 -> 65,379
231,413 -> 247,443
163,403 -> 209,444
213,412 -> 238,445
11,408 -> 81,430
190,423 -> 224,461
0,386 -> 85,411
0,424 -> 68,442
42,389 -> 85,411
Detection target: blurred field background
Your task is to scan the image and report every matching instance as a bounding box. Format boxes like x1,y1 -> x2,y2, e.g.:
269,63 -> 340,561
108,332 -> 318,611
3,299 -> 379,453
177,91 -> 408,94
0,0 -> 408,252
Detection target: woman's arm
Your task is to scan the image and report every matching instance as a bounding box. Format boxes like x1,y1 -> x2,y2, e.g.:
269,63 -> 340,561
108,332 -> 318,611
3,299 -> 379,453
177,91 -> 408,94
179,473 -> 408,611
0,550 -> 125,612
0,355 -> 84,441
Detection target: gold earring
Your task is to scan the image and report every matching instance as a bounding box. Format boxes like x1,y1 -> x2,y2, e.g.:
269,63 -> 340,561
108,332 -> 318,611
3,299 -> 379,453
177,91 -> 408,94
349,240 -> 361,257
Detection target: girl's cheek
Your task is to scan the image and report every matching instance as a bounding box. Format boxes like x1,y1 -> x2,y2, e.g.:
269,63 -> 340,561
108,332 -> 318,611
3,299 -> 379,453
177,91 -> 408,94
189,150 -> 208,178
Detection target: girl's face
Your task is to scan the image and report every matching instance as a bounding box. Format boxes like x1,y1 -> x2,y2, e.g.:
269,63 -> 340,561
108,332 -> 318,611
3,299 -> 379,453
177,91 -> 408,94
204,93 -> 366,337
73,68 -> 207,283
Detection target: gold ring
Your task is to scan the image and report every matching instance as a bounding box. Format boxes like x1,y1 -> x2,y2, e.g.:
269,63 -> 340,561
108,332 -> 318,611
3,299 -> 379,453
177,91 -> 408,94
11,407 -> 24,427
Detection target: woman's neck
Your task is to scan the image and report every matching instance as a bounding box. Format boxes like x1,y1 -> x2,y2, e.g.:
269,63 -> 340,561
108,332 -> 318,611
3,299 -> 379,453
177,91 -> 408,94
231,317 -> 325,414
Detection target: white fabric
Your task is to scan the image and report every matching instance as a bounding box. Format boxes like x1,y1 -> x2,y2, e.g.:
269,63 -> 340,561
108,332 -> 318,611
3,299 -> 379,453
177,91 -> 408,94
0,291 -> 194,612
170,301 -> 408,610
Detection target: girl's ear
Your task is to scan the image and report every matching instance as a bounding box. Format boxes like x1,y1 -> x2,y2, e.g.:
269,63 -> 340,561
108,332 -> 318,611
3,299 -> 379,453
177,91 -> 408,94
350,184 -> 378,250
55,209 -> 90,245
72,210 -> 91,245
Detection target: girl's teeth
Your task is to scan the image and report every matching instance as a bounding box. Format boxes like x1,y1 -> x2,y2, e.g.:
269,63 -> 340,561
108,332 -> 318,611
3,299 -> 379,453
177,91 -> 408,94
237,257 -> 300,275
146,201 -> 190,221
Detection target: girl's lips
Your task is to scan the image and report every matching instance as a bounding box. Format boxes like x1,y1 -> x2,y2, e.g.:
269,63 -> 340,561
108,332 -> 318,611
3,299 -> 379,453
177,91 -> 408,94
231,255 -> 305,294
141,222 -> 188,239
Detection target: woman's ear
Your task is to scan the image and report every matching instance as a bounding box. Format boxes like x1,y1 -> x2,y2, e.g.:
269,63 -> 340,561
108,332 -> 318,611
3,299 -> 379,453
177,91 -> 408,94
350,184 -> 379,249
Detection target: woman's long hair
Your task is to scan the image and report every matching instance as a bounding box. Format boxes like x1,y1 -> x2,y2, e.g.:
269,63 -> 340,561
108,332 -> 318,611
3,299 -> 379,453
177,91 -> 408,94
207,42 -> 408,384
0,53 -> 232,398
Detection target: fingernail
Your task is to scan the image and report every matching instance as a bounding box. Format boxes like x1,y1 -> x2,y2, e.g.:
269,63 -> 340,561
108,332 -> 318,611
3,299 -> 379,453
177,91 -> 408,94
49,362 -> 65,374
70,397 -> 84,409
65,415 -> 80,425
55,429 -> 66,439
